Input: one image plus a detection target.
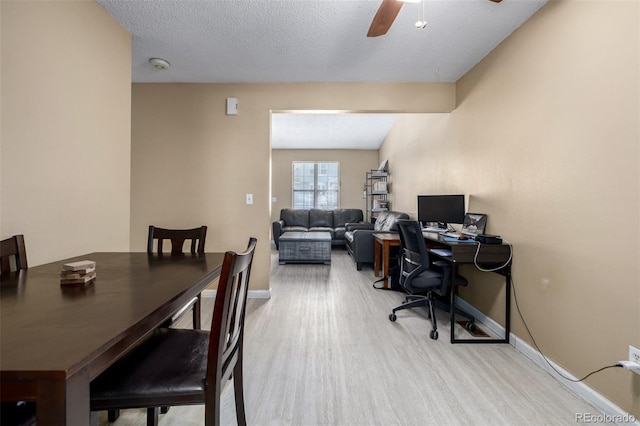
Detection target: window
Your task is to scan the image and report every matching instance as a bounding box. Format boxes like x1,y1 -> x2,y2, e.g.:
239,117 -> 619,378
292,162 -> 339,209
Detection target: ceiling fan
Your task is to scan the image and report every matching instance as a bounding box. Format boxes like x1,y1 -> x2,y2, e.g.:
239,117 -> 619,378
367,0 -> 503,37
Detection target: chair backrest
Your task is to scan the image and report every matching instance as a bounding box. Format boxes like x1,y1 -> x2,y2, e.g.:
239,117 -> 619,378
1,235 -> 28,275
396,220 -> 429,284
147,226 -> 207,255
205,238 -> 257,413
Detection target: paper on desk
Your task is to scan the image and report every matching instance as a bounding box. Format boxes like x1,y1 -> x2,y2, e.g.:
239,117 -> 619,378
443,237 -> 475,243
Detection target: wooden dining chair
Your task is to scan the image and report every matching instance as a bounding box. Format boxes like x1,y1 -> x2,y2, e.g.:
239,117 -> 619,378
1,234 -> 28,275
91,237 -> 257,426
147,225 -> 207,256
148,225 -> 208,329
107,226 -> 209,423
0,235 -> 35,424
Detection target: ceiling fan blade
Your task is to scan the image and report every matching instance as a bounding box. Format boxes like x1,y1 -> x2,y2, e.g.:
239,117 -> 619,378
367,0 -> 404,37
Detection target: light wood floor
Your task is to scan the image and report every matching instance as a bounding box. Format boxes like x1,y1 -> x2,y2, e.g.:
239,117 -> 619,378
99,247 -> 604,425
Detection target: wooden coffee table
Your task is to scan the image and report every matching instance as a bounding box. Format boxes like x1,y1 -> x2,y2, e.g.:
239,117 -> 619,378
278,231 -> 331,265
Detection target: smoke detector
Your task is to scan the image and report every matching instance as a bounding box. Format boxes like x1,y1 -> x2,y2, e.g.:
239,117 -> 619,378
148,58 -> 170,70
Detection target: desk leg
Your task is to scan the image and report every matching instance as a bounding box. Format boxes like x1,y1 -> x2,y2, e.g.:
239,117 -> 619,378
374,240 -> 381,278
450,265 -> 457,344
450,265 -> 511,344
381,241 -> 390,289
505,270 -> 511,342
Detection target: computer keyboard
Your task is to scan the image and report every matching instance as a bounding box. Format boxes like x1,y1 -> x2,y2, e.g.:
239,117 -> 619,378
430,248 -> 453,257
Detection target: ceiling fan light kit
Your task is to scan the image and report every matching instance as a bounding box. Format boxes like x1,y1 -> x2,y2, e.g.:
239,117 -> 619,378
368,0 -> 502,37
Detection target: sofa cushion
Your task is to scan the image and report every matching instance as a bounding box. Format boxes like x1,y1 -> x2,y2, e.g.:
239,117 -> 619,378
280,209 -> 310,228
309,227 -> 335,239
333,227 -> 347,241
282,226 -> 309,233
309,209 -> 334,228
333,209 -> 363,227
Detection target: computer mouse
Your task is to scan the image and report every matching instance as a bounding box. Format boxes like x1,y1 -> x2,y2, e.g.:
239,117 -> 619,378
457,235 -> 469,240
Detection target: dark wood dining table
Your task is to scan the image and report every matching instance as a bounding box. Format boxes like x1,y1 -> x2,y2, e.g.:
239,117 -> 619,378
0,251 -> 225,425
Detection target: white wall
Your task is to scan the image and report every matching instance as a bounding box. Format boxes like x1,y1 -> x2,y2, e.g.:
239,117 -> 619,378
270,149 -> 380,225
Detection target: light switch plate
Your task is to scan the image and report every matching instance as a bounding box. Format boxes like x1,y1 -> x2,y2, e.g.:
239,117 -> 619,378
246,194 -> 253,205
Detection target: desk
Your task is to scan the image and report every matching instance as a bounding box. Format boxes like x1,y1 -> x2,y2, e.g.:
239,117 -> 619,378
0,252 -> 224,424
373,233 -> 401,287
374,232 -> 512,344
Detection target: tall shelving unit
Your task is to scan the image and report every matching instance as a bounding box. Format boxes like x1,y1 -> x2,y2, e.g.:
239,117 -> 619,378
365,170 -> 389,223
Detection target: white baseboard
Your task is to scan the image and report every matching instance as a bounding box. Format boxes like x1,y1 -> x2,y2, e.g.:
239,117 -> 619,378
455,296 -> 638,426
202,288 -> 272,299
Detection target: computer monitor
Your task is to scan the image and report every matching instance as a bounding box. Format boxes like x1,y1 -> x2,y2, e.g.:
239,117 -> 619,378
417,195 -> 465,229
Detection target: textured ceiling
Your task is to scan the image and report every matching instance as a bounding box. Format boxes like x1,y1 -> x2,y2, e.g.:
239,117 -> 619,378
97,0 -> 546,84
271,113 -> 397,150
96,0 -> 546,149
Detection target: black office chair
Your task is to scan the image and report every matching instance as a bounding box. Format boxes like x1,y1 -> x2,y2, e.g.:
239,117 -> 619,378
388,220 -> 472,340
92,238 -> 257,426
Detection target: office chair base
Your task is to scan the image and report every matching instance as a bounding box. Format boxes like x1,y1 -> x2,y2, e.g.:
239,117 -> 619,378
389,294 -> 440,339
392,296 -> 429,315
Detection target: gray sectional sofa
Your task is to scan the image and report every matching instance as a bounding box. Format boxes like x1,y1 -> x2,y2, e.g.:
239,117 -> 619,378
272,208 -> 364,249
344,210 -> 410,270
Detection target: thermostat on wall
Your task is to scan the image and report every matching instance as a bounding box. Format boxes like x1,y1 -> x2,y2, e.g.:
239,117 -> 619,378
226,98 -> 238,115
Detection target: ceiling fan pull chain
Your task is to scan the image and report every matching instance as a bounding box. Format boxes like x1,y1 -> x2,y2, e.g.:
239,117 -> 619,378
416,0 -> 427,29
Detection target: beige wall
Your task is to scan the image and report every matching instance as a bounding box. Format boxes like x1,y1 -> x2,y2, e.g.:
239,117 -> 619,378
270,149 -> 379,225
7,0 -> 636,416
380,1 -> 639,416
1,0 -> 131,265
130,83 -> 455,291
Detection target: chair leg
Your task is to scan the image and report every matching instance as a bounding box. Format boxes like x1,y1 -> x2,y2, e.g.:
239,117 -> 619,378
427,294 -> 439,339
108,409 -> 120,422
233,357 -> 247,426
193,294 -> 202,330
427,295 -> 437,331
146,407 -> 159,426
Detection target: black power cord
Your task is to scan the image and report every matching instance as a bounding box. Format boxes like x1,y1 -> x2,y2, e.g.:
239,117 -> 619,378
510,274 -> 621,382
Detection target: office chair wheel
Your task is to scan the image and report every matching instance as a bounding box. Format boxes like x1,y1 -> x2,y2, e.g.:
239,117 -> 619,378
430,330 -> 438,340
466,322 -> 476,332
389,313 -> 397,322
